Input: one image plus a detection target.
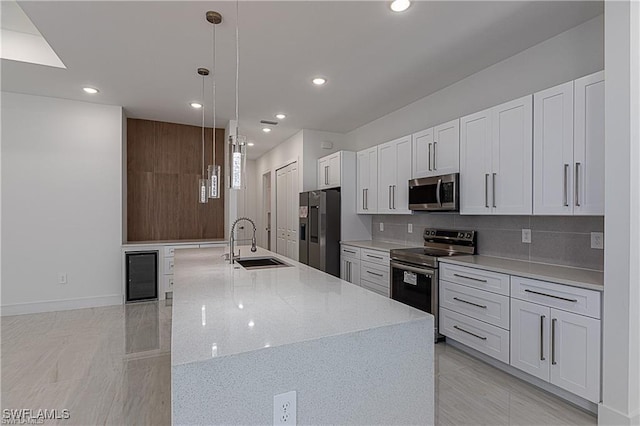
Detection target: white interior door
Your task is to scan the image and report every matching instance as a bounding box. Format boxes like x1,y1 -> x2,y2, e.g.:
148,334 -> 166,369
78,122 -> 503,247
276,167 -> 287,256
286,162 -> 299,261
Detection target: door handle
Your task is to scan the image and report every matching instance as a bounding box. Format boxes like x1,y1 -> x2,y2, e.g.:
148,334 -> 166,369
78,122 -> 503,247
485,174 -> 490,208
551,318 -> 557,365
540,315 -> 546,361
563,164 -> 569,207
428,143 -> 432,171
325,166 -> 329,185
575,163 -> 581,207
453,297 -> 487,309
365,188 -> 368,210
367,270 -> 383,277
492,173 -> 497,208
388,186 -> 392,210
453,325 -> 487,341
392,185 -> 396,209
362,189 -> 366,210
433,141 -> 437,170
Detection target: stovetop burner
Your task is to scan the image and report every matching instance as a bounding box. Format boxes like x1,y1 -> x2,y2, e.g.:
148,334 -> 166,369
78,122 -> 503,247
390,228 -> 476,268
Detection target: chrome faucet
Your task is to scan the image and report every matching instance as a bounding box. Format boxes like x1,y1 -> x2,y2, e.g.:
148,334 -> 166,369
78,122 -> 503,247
229,217 -> 257,263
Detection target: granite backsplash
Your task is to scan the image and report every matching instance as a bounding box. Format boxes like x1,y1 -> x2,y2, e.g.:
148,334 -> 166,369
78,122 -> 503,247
372,214 -> 604,271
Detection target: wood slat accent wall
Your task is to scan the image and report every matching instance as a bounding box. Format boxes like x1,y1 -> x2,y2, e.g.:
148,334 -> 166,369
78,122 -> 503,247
127,118 -> 225,241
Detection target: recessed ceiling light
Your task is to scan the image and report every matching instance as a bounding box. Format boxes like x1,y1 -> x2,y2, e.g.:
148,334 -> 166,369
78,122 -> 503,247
248,320 -> 255,328
275,113 -> 286,120
82,87 -> 99,94
390,0 -> 411,12
190,102 -> 203,109
262,128 -> 272,133
247,142 -> 255,147
312,77 -> 327,86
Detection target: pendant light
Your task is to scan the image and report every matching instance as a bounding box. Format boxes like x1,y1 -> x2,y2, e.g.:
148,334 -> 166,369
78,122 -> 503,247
197,67 -> 210,204
206,11 -> 222,199
229,0 -> 247,190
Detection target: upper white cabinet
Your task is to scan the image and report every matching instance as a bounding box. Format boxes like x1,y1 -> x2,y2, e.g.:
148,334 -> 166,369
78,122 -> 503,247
534,71 -> 604,216
356,148 -> 378,213
378,135 -> 412,214
317,151 -> 342,189
412,119 -> 460,178
460,95 -> 533,215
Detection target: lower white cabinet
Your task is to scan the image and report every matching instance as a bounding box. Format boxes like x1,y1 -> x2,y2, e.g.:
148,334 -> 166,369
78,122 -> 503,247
340,256 -> 361,285
340,244 -> 390,296
510,298 -> 601,402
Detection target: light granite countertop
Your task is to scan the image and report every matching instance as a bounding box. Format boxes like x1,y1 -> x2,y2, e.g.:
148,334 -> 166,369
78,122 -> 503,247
171,246 -> 429,366
340,240 -> 418,252
439,255 -> 604,291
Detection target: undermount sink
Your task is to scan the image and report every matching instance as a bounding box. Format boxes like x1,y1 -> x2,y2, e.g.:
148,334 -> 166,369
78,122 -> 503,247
234,257 -> 291,270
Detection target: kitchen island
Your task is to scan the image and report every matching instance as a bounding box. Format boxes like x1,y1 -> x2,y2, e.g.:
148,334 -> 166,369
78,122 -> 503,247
171,246 -> 434,425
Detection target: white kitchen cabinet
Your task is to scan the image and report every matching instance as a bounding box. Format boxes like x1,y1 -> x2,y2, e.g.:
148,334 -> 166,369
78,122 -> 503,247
511,296 -> 601,402
317,151 -> 341,189
356,148 -> 378,213
460,96 -> 532,215
413,119 -> 460,178
377,135 -> 412,214
573,71 -> 605,215
533,71 -> 605,216
340,256 -> 361,285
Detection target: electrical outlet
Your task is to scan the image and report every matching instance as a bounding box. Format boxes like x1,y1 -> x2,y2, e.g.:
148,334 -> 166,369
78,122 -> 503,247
58,273 -> 67,284
591,232 -> 604,249
408,223 -> 413,234
379,222 -> 384,232
521,229 -> 531,244
273,391 -> 296,426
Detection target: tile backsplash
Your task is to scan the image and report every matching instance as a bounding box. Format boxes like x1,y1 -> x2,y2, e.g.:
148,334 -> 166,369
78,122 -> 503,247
372,214 -> 604,271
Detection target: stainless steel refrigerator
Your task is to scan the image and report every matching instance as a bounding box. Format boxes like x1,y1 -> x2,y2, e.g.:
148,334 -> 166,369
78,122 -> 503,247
299,189 -> 341,277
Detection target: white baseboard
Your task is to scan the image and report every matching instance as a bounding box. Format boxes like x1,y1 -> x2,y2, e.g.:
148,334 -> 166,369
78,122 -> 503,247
1,294 -> 123,316
598,404 -> 640,425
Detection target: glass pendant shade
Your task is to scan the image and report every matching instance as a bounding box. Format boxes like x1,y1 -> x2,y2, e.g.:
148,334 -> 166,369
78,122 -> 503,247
199,178 -> 209,203
207,164 -> 221,199
229,134 -> 246,190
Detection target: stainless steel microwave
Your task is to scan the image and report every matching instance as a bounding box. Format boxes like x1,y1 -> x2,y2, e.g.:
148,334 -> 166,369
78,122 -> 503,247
408,173 -> 459,211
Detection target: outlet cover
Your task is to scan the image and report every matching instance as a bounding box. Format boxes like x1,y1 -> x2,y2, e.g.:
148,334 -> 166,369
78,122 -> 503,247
408,223 -> 413,234
274,391 -> 296,426
591,232 -> 604,249
379,222 -> 384,232
58,273 -> 67,284
522,229 -> 531,244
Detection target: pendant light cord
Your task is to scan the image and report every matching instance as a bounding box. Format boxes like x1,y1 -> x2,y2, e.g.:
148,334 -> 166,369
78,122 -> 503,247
212,21 -> 217,164
235,0 -> 239,133
201,75 -> 205,178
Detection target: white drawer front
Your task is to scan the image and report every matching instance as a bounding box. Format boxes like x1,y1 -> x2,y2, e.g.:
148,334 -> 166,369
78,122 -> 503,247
164,274 -> 174,292
360,261 -> 389,286
361,279 -> 389,297
440,308 -> 510,364
440,281 -> 510,330
163,258 -> 175,275
341,245 -> 361,259
361,248 -> 390,264
511,276 -> 601,319
164,244 -> 200,257
440,263 -> 510,296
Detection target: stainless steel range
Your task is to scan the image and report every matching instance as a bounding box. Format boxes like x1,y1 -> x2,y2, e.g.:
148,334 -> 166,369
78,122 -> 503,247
390,228 -> 476,341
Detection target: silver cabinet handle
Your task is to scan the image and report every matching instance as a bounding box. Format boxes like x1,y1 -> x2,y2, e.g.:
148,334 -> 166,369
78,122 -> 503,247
428,143 -> 432,171
365,188 -> 368,210
433,141 -> 437,170
366,270 -> 383,277
366,254 -> 384,260
563,164 -> 569,207
453,325 -> 487,341
485,174 -> 490,208
362,189 -> 366,210
344,250 -> 356,254
492,173 -> 497,208
388,186 -> 392,209
575,163 -> 581,207
453,273 -> 487,283
551,318 -> 557,365
540,315 -> 546,361
524,289 -> 578,303
392,185 -> 396,209
348,261 -> 351,282
453,297 -> 487,309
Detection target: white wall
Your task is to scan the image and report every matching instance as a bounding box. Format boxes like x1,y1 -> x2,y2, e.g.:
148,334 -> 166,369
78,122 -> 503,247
1,92 -> 123,314
346,16 -> 604,150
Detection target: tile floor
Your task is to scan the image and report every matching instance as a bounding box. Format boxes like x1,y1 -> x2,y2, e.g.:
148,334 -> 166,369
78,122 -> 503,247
2,302 -> 596,425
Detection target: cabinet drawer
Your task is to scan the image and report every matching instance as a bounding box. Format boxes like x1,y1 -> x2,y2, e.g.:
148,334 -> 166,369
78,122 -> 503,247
440,281 -> 510,330
361,279 -> 389,297
511,276 -> 601,319
164,274 -> 174,291
440,308 -> 510,364
361,248 -> 390,264
163,258 -> 175,275
164,245 -> 199,257
360,261 -> 389,287
440,263 -> 510,296
341,245 -> 361,259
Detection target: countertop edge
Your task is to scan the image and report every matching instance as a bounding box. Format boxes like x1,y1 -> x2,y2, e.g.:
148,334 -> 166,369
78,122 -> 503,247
340,240 -> 416,252
438,256 -> 604,292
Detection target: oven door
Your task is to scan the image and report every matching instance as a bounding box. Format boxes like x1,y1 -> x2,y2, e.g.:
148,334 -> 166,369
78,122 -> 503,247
408,173 -> 459,211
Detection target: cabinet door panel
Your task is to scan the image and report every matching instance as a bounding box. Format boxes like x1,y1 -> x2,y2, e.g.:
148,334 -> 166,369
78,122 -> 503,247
318,158 -> 328,189
492,95 -> 533,215
394,136 -> 412,214
357,151 -> 369,214
328,153 -> 341,188
510,298 -> 550,380
412,127 -> 434,178
460,109 -> 492,214
534,82 -> 574,215
574,71 -> 605,216
367,149 -> 378,212
550,309 -> 601,402
433,119 -> 460,175
378,141 -> 397,214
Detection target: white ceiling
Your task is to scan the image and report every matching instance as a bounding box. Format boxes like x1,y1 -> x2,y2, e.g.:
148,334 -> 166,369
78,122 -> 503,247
3,1 -> 602,159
